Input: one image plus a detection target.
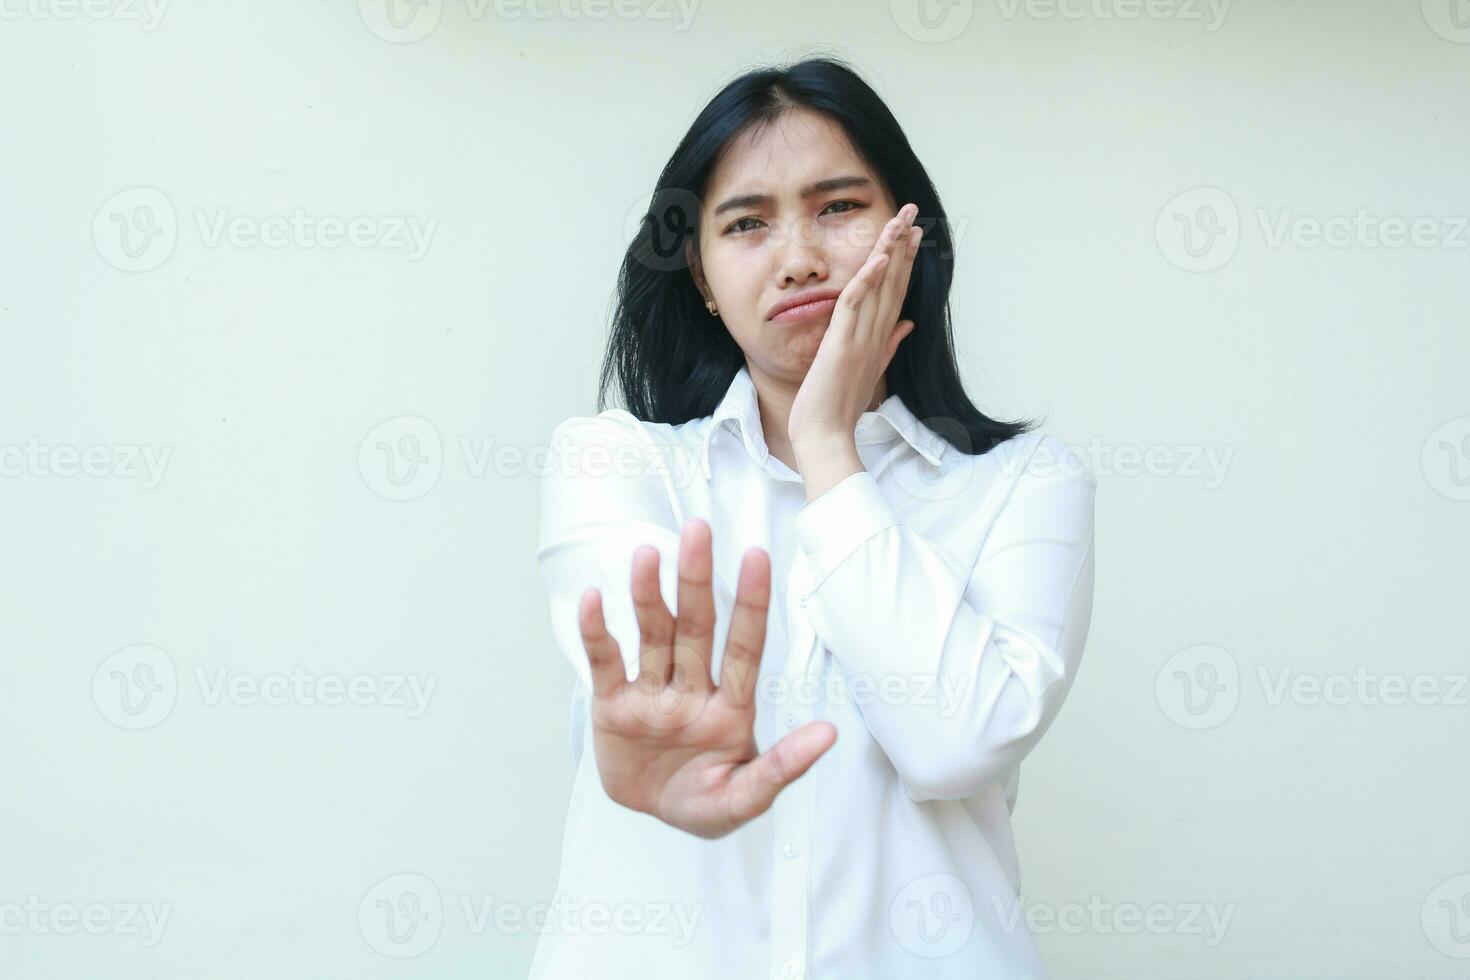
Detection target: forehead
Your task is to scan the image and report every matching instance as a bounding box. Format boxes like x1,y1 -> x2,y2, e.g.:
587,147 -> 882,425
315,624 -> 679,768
704,109 -> 872,200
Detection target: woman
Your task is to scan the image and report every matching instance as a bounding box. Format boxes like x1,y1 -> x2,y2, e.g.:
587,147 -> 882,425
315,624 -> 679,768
532,55 -> 1097,980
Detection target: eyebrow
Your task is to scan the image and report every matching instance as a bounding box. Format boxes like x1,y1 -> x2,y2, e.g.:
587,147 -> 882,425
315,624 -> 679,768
712,175 -> 874,217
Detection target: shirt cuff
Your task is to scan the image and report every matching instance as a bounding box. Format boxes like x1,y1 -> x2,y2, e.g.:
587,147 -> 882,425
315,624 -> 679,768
793,469 -> 897,603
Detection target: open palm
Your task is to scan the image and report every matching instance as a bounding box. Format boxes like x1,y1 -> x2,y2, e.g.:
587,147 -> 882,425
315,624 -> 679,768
576,518 -> 837,839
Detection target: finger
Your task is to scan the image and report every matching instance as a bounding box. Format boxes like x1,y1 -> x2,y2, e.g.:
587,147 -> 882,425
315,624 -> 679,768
723,721 -> 838,825
630,544 -> 675,686
577,588 -> 628,700
886,224 -> 922,331
883,320 -> 916,373
837,251 -> 889,341
716,547 -> 771,709
865,208 -> 916,344
671,518 -> 716,693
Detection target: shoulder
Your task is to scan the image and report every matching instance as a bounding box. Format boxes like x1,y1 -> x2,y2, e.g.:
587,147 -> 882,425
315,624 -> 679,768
546,409 -> 714,484
548,408 -> 708,453
541,409 -> 714,510
979,430 -> 1097,488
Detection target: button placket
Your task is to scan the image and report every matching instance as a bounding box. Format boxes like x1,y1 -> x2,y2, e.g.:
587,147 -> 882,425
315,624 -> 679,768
769,558 -> 818,980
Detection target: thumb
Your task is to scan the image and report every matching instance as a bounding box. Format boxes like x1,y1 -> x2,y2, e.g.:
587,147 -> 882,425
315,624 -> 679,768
724,722 -> 837,826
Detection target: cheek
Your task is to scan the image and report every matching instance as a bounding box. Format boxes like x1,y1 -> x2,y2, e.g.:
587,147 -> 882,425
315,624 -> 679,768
705,248 -> 765,306
839,214 -> 885,252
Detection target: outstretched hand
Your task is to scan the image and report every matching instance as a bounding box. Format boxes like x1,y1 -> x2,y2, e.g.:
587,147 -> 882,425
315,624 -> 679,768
577,517 -> 837,839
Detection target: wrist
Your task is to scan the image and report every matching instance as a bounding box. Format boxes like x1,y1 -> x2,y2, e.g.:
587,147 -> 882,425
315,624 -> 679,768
791,430 -> 853,462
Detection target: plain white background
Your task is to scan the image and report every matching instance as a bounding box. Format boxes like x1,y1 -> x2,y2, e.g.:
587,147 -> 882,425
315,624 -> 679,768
2,1 -> 1468,976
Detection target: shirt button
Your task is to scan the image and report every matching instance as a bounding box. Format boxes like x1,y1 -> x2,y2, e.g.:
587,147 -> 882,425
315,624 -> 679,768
782,840 -> 799,858
782,711 -> 797,729
781,961 -> 801,979
797,594 -> 807,608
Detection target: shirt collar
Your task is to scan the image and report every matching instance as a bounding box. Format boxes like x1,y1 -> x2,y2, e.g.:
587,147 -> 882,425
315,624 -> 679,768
698,364 -> 947,470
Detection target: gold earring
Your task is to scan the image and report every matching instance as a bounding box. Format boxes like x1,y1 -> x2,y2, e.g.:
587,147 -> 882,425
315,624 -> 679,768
705,300 -> 718,316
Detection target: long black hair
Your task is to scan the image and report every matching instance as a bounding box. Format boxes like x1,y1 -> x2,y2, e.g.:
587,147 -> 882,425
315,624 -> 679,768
597,54 -> 1041,457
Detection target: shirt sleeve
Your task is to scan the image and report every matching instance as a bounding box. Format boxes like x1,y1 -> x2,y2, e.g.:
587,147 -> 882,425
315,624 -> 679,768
535,413 -> 688,692
790,433 -> 1098,803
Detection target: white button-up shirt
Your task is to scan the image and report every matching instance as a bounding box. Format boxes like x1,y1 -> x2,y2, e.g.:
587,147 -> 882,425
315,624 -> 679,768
530,364 -> 1097,979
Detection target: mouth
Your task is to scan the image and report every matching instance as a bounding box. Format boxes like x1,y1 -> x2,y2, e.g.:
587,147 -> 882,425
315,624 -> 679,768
767,289 -> 841,324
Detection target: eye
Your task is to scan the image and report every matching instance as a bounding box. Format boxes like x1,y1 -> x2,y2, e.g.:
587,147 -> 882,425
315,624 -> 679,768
723,200 -> 868,236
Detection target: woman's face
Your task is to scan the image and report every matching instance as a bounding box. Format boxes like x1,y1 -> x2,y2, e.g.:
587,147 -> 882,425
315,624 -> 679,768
690,107 -> 899,387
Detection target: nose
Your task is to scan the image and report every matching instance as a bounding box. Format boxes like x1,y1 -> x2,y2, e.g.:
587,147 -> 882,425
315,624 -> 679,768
774,215 -> 829,286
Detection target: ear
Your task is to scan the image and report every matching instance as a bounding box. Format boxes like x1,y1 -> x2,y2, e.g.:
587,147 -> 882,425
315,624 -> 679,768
685,240 -> 710,302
